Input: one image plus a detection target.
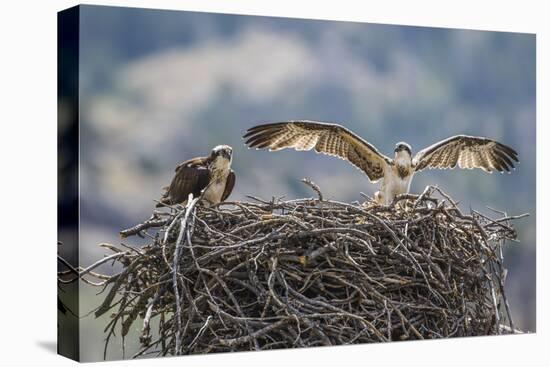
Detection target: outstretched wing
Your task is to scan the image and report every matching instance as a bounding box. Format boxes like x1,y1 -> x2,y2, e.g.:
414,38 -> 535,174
221,170 -> 236,201
243,120 -> 391,182
156,158 -> 211,207
413,135 -> 519,173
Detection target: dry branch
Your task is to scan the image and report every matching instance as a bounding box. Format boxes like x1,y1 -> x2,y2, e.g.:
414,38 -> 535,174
93,184 -> 524,358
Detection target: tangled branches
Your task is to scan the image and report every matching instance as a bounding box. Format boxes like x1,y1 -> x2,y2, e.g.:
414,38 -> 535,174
93,184 -> 525,359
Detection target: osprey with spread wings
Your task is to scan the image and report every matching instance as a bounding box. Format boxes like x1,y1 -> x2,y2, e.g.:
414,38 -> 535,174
243,121 -> 518,205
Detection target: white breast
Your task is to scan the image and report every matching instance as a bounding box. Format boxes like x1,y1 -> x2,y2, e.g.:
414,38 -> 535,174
202,180 -> 227,205
388,174 -> 412,195
380,165 -> 413,205
202,157 -> 231,206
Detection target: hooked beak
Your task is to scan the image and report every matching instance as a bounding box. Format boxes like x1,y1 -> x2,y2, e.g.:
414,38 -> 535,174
221,149 -> 232,160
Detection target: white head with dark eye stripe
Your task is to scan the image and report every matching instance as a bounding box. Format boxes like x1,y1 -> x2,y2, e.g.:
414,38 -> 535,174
394,142 -> 412,167
212,145 -> 232,161
394,142 -> 412,157
209,145 -> 233,172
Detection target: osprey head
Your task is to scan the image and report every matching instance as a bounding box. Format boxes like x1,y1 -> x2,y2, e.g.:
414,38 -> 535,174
394,142 -> 412,156
211,145 -> 233,162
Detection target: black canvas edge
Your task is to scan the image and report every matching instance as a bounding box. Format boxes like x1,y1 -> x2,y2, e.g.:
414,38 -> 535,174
57,5 -> 80,362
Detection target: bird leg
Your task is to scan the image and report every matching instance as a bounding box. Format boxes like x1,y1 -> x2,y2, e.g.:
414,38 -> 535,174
374,191 -> 385,205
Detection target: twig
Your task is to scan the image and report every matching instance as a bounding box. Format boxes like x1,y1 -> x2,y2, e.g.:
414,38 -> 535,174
301,177 -> 323,201
92,184 -> 524,358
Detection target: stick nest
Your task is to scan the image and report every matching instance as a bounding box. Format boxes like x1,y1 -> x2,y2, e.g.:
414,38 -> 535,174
94,184 -> 521,358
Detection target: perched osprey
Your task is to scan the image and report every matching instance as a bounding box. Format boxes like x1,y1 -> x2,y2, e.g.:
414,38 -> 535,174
156,145 -> 236,207
243,121 -> 518,205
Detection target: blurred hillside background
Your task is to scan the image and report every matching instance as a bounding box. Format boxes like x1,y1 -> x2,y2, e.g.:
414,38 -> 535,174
69,5 -> 535,361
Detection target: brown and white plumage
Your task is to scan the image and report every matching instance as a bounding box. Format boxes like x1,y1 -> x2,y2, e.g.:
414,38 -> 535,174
244,121 -> 391,182
412,135 -> 518,172
156,145 -> 236,207
243,120 -> 518,204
